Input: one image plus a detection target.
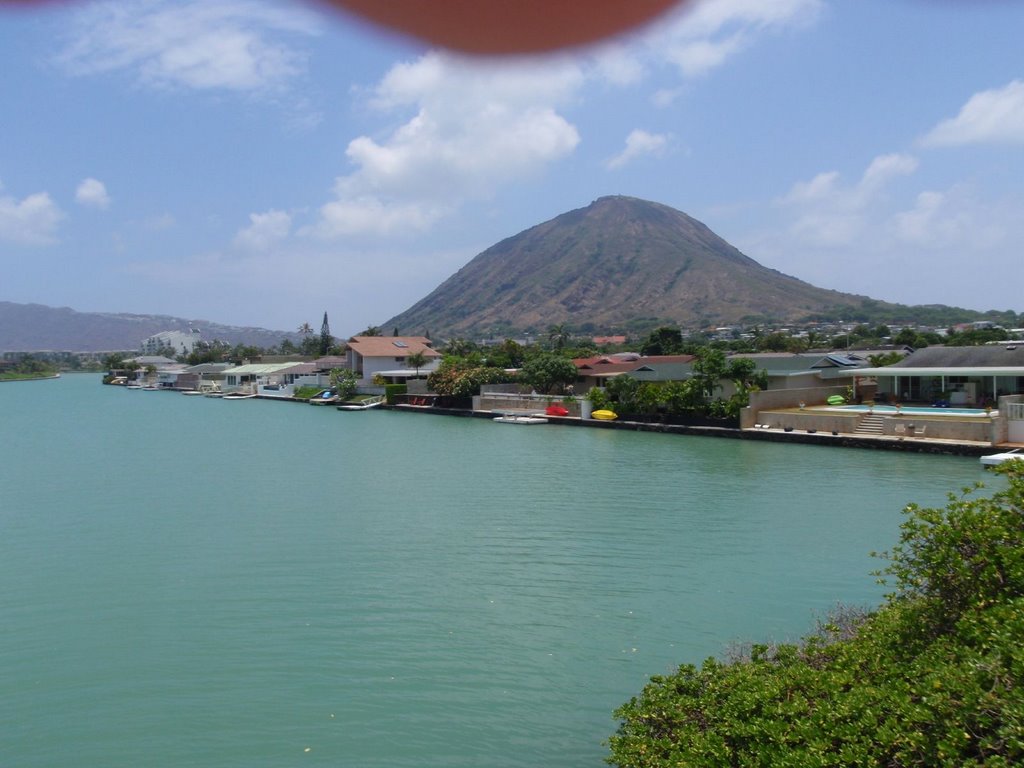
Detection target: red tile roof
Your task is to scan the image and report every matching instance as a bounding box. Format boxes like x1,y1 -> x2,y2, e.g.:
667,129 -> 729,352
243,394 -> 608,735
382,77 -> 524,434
347,336 -> 440,359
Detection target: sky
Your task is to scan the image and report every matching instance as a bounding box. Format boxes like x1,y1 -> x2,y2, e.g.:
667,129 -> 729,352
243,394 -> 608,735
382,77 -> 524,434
2,0 -> 1023,337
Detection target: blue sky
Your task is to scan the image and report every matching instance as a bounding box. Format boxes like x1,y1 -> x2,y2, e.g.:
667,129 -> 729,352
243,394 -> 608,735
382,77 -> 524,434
2,0 -> 1023,336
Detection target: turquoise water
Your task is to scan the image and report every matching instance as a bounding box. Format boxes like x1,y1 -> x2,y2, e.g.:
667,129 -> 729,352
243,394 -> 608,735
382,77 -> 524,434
1,375 -> 991,767
830,404 -> 991,416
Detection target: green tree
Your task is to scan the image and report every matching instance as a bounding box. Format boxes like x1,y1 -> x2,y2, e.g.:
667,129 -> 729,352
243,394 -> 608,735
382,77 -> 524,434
405,350 -> 428,377
329,368 -> 358,400
608,463 -> 1024,768
518,352 -> 578,394
691,347 -> 727,400
640,326 -> 684,356
319,312 -> 333,357
427,359 -> 515,398
547,323 -> 570,351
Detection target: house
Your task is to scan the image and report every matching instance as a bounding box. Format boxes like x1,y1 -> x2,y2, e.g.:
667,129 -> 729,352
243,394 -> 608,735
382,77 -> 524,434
724,352 -> 872,393
220,361 -> 318,395
846,345 -> 1024,406
574,353 -> 697,391
345,336 -> 441,384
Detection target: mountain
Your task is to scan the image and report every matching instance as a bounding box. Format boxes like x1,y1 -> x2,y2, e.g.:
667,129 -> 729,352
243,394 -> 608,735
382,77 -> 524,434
0,302 -> 295,352
383,196 -> 967,338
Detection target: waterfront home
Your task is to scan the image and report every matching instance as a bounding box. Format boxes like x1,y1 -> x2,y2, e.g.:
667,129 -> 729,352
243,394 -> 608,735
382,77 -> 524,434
174,362 -> 232,391
221,362 -> 317,395
345,336 -> 441,385
574,353 -> 696,391
722,352 -> 871,395
846,345 -> 1024,405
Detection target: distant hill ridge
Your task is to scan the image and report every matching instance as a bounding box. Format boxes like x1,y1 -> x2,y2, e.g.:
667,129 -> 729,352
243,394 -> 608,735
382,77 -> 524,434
0,302 -> 294,352
383,196 -> 997,337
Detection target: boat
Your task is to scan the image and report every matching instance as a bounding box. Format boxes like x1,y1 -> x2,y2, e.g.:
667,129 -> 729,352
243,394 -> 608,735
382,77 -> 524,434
980,449 -> 1022,467
493,414 -> 548,425
222,392 -> 257,400
309,390 -> 339,405
591,409 -> 618,421
827,395 -> 846,405
182,389 -> 204,396
545,404 -> 570,417
337,396 -> 385,411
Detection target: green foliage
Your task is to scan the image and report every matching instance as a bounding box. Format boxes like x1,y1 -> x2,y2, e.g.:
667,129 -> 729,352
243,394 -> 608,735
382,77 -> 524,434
383,383 -> 407,404
405,351 -> 429,375
640,326 -> 684,356
427,359 -> 516,398
945,327 -> 1011,346
691,347 -> 727,400
608,465 -> 1024,768
586,386 -> 610,411
0,354 -> 58,379
329,368 -> 359,400
292,385 -> 323,400
518,353 -> 577,395
868,351 -> 906,367
486,339 -> 526,369
319,311 -> 333,357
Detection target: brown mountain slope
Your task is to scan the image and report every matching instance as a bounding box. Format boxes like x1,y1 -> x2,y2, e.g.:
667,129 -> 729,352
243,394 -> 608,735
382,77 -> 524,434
383,196 -> 886,337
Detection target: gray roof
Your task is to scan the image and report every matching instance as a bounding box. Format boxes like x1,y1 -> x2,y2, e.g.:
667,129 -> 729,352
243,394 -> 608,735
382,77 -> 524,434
889,345 -> 1024,368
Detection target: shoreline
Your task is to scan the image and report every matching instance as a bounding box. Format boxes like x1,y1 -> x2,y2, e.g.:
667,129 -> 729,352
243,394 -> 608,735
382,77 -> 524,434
385,403 -> 993,457
0,373 -> 61,383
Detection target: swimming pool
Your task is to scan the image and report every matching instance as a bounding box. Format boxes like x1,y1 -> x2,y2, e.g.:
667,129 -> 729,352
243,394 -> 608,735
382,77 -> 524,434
826,404 -> 995,417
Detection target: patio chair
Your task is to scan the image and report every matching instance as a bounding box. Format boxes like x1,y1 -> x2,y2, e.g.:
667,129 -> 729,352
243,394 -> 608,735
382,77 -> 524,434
916,426 -> 927,438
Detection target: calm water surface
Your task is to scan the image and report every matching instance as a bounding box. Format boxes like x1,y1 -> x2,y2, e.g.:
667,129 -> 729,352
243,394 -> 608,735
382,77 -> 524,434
1,375 -> 990,767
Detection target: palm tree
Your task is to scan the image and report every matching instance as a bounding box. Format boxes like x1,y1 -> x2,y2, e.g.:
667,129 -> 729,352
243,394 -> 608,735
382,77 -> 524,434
405,350 -> 429,378
298,322 -> 313,335
547,324 -> 569,351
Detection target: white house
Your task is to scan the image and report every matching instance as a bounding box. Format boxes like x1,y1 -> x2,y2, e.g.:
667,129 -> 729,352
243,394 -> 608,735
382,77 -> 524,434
345,336 -> 441,384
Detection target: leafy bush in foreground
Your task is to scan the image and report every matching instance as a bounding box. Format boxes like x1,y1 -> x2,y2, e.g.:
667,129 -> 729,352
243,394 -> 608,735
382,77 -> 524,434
608,463 -> 1024,767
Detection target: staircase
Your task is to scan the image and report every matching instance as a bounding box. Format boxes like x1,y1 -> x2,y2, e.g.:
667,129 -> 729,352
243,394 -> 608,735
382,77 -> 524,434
854,414 -> 886,435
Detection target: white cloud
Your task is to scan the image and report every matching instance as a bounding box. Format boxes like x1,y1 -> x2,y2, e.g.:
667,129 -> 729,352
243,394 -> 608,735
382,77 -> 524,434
0,183 -> 65,245
921,80 -> 1024,147
55,0 -> 321,93
777,153 -> 917,247
652,0 -> 823,79
308,52 -> 582,238
75,178 -> 111,209
233,209 -> 292,250
606,129 -> 670,169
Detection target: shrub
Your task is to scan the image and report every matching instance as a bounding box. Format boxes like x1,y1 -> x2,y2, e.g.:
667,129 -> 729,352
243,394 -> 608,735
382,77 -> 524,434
608,463 -> 1024,768
384,384 -> 407,404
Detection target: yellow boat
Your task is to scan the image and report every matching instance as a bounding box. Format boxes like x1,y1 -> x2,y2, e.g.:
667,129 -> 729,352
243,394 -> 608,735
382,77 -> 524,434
591,409 -> 618,421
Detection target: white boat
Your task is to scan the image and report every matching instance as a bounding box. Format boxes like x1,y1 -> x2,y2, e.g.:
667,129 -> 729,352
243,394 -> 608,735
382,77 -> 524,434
493,413 -> 548,425
337,396 -> 385,411
182,390 -> 204,396
222,392 -> 257,400
980,449 -> 1022,467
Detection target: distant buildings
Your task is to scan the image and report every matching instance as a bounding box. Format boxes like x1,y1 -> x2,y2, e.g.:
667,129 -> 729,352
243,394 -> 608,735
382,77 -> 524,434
141,329 -> 201,356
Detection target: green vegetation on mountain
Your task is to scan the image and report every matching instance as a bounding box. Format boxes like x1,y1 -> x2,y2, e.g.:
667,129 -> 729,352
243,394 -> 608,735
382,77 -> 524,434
608,464 -> 1024,767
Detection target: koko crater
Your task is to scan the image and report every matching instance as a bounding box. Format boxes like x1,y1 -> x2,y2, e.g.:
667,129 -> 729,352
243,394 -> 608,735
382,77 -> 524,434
384,195 -> 902,338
